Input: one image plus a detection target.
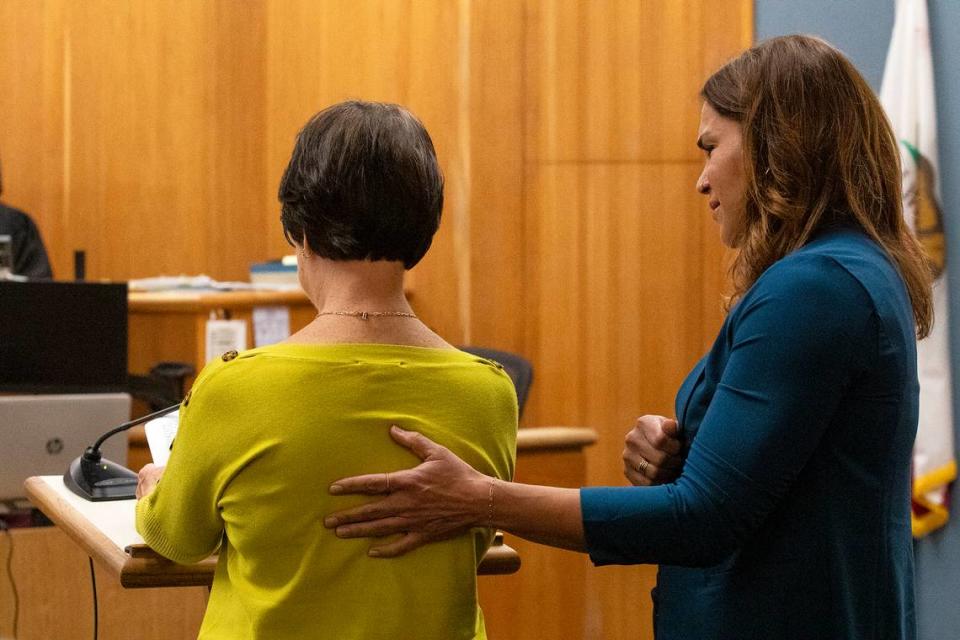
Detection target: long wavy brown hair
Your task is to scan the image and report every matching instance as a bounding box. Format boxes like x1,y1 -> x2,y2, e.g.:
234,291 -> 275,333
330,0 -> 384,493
702,35 -> 933,338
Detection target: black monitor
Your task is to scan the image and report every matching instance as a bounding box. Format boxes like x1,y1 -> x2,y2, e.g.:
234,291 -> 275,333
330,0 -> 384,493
0,281 -> 127,393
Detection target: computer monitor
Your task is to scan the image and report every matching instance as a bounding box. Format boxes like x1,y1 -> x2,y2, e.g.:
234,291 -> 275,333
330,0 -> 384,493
0,281 -> 128,393
0,393 -> 131,501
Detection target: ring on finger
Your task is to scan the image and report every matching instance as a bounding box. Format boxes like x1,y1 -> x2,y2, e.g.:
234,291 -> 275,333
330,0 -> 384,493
384,472 -> 391,493
636,457 -> 650,475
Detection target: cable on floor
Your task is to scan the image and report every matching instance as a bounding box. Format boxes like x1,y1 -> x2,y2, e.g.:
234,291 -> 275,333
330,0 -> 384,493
89,556 -> 99,640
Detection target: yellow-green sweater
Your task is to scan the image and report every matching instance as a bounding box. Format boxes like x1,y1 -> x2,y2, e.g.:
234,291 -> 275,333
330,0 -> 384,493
136,343 -> 518,639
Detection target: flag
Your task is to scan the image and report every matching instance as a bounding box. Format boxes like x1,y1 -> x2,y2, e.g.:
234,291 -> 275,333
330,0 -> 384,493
880,0 -> 956,537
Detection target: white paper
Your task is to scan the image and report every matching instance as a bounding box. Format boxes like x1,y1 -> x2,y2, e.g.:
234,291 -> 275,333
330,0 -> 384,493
205,319 -> 247,363
144,411 -> 179,466
253,306 -> 291,347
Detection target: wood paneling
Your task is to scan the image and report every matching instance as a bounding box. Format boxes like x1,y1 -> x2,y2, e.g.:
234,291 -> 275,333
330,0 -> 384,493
0,1 -> 750,638
479,448 -> 591,639
524,163 -> 721,484
519,3 -> 750,639
263,0 -> 525,346
0,0 -> 267,282
524,0 -> 724,164
0,527 -> 206,640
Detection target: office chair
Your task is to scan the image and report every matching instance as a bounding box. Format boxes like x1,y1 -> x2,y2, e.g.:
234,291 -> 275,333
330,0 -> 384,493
458,346 -> 533,418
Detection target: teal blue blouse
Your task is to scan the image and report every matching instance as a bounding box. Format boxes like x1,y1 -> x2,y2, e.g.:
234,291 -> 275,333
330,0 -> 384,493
581,228 -> 918,639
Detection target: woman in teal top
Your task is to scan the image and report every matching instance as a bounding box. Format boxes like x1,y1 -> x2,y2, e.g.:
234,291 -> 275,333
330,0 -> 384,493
135,101 -> 518,639
324,36 -> 933,639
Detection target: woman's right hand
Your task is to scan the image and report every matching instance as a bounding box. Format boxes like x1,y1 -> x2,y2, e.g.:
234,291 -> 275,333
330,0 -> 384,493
622,415 -> 684,486
136,463 -> 165,499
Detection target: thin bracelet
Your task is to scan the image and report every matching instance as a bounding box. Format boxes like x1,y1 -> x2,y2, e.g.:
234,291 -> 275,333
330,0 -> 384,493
487,477 -> 496,527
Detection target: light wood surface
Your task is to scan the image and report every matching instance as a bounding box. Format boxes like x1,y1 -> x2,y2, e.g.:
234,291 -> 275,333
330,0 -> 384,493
479,440 -> 595,640
0,2 -> 752,638
129,290 -> 310,314
516,426 -> 598,451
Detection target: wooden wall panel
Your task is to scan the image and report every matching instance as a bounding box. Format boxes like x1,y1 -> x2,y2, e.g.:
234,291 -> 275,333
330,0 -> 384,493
462,1 -> 526,351
0,527 -> 206,640
65,0 -> 268,281
525,0 -> 724,164
264,1 -> 463,337
521,2 -> 751,639
0,0 -> 66,272
0,0 -> 267,282
263,0 -> 525,346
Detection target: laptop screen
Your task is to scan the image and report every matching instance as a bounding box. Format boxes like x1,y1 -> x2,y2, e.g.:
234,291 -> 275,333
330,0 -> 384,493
0,393 -> 131,501
0,281 -> 128,393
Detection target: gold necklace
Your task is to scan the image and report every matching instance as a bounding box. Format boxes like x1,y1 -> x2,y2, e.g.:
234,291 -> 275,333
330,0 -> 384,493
316,310 -> 417,321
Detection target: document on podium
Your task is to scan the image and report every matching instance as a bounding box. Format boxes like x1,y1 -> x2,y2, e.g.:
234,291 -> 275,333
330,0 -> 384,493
144,411 -> 179,466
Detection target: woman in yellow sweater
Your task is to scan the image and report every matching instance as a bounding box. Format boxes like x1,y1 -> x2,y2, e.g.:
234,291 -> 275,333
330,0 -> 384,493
135,101 -> 518,640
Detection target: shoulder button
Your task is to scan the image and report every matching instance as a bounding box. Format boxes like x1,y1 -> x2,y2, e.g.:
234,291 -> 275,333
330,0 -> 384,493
221,350 -> 239,362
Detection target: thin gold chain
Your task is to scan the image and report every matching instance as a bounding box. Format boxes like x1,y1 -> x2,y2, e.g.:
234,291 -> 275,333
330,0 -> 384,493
316,310 -> 417,321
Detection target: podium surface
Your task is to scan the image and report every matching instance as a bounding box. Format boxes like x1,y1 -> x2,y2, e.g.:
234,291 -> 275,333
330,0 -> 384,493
24,476 -> 216,587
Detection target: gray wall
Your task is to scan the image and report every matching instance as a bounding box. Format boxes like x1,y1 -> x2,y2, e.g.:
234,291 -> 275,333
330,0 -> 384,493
756,1 -> 960,638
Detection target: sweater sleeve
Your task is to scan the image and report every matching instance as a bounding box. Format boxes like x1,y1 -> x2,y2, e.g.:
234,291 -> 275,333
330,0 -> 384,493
581,256 -> 876,567
135,360 -> 255,564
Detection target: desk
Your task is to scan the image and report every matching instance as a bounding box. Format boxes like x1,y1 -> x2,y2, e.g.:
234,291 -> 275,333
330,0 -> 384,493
128,289 -> 317,380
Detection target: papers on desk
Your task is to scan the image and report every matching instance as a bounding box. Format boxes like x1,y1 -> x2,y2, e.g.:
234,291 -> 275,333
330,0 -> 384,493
128,274 -> 301,292
145,411 -> 179,466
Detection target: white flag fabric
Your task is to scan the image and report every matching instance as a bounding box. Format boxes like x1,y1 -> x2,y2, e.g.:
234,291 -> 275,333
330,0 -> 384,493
880,0 -> 956,537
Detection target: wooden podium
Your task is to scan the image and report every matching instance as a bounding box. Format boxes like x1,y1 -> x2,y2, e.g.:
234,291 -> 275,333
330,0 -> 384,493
23,476 -> 519,589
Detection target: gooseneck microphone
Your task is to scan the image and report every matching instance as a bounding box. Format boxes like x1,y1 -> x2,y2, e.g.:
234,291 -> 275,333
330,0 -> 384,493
64,403 -> 180,501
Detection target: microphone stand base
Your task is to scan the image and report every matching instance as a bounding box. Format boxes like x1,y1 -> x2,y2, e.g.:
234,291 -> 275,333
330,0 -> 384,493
64,455 -> 138,501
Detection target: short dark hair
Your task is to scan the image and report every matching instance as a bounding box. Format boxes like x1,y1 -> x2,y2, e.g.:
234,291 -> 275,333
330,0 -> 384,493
278,101 -> 444,269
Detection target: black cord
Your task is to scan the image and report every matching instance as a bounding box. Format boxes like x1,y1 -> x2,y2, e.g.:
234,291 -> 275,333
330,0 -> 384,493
1,522 -> 18,639
89,556 -> 98,640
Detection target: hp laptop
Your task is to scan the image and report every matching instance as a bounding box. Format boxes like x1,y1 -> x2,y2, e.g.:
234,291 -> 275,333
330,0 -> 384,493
0,393 -> 131,501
